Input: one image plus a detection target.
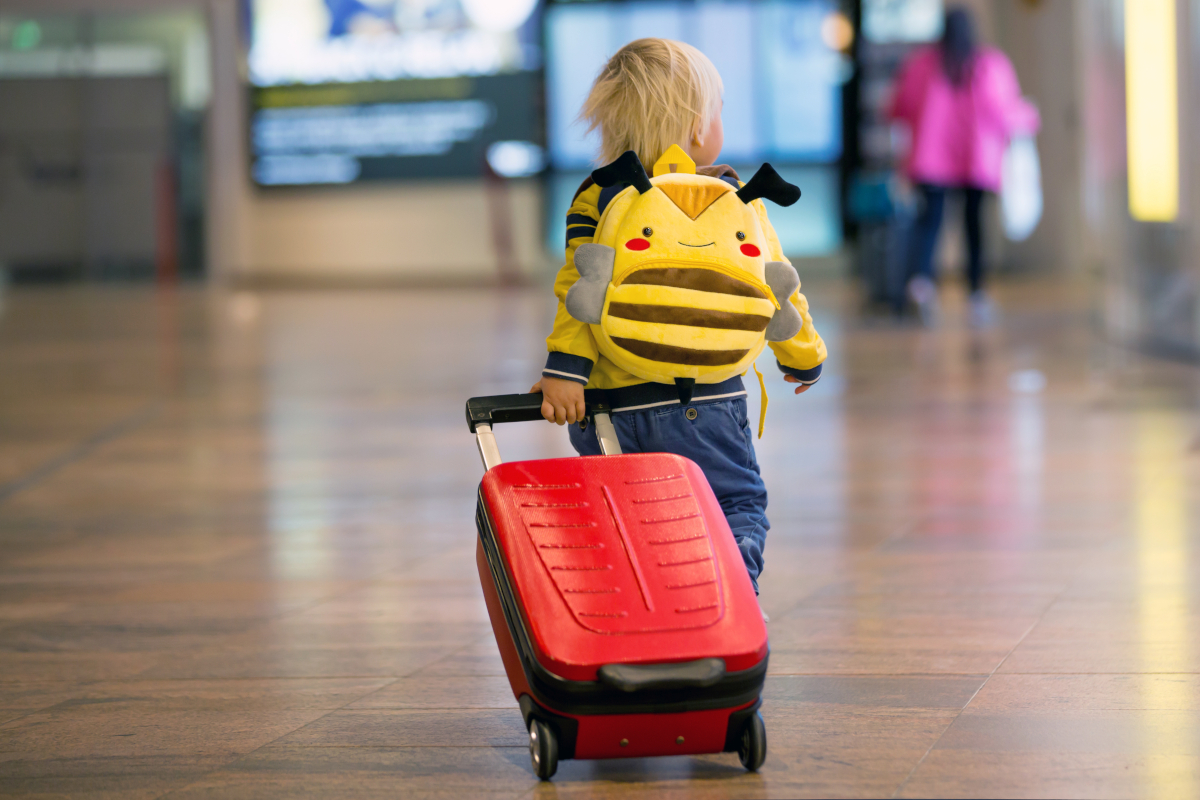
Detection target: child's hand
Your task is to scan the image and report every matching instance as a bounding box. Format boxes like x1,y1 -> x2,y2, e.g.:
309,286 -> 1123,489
529,377 -> 587,425
783,375 -> 813,395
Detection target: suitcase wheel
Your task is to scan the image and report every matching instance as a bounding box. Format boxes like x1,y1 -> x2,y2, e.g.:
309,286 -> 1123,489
737,711 -> 767,772
528,718 -> 559,780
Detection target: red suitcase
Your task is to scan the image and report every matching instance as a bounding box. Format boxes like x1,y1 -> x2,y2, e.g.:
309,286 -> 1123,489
467,393 -> 768,780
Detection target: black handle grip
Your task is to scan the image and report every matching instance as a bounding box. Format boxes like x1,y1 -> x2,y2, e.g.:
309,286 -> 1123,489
597,658 -> 727,692
465,391 -> 611,433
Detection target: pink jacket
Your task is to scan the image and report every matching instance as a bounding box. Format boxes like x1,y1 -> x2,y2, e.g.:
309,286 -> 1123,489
889,46 -> 1040,192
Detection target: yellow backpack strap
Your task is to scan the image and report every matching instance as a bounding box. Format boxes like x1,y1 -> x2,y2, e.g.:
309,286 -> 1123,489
753,362 -> 768,439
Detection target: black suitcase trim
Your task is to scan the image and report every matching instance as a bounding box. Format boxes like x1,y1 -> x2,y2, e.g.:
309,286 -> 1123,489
477,493 -> 768,718
518,693 -> 762,760
722,697 -> 763,752
520,694 -> 580,760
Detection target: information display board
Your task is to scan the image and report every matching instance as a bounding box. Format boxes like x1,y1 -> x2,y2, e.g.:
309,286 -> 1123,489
247,0 -> 544,185
542,0 -> 847,257
544,0 -> 845,170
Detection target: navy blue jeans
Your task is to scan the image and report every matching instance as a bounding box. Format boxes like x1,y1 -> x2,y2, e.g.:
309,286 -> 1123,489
568,397 -> 769,592
910,184 -> 987,292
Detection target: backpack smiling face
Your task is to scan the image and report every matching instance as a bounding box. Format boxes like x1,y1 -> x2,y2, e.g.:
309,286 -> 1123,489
597,176 -> 777,383
565,147 -> 804,386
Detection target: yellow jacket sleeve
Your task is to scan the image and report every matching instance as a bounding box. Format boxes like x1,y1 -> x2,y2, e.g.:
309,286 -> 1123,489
755,200 -> 828,383
543,183 -> 603,384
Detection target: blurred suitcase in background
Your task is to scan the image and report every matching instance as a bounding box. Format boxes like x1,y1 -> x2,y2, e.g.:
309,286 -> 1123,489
466,392 -> 769,780
849,171 -> 915,314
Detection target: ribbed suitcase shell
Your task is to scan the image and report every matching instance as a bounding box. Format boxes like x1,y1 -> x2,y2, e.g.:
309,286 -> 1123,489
476,452 -> 768,760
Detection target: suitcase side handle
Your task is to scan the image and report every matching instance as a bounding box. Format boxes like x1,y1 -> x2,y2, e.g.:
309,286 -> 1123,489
466,391 -> 622,471
597,658 -> 727,693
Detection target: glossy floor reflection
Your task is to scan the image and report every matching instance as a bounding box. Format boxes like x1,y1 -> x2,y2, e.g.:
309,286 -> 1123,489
0,277 -> 1198,799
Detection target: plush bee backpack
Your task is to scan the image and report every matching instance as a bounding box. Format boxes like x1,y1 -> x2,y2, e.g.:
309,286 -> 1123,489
566,145 -> 803,415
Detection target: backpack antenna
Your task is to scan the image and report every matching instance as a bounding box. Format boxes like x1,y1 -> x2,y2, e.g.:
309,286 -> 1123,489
592,151 -> 653,194
736,164 -> 801,206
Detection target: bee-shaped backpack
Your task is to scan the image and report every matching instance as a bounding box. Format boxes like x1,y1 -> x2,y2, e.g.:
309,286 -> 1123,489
565,146 -> 804,405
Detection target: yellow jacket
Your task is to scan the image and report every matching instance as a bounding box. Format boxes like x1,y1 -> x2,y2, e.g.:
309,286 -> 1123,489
543,172 -> 827,389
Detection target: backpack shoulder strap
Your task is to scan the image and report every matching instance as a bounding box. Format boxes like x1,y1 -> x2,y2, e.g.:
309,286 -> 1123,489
571,176 -> 595,202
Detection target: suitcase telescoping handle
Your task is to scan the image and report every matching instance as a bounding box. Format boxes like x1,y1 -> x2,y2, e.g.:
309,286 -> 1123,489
465,391 -> 622,471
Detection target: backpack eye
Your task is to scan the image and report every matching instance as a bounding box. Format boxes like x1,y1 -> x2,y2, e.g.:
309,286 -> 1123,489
642,227 -> 653,237
736,231 -> 746,241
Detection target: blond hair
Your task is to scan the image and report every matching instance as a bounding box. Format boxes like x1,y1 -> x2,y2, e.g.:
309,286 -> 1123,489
581,38 -> 723,169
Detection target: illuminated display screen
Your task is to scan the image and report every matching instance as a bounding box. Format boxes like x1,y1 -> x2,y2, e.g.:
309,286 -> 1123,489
544,0 -> 845,170
247,0 -> 544,185
862,0 -> 943,44
542,0 -> 846,257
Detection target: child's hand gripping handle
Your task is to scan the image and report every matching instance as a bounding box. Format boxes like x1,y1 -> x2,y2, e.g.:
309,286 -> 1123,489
465,391 -> 622,471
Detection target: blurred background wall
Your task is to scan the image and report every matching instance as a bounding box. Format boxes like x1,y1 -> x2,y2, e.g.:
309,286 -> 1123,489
204,0 -> 548,285
0,0 -> 207,280
1078,0 -> 1200,359
0,0 -> 1197,356
0,0 -> 550,285
0,0 -> 853,286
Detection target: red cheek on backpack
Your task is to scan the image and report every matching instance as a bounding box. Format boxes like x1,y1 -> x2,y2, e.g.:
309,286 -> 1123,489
625,238 -> 650,251
740,243 -> 761,257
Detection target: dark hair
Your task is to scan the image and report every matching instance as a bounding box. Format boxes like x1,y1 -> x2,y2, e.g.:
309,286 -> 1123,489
941,6 -> 977,87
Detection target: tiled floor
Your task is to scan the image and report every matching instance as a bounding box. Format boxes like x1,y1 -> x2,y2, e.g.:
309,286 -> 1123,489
0,276 -> 1198,798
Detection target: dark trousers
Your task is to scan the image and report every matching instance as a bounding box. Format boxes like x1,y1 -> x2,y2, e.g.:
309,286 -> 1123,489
910,184 -> 987,293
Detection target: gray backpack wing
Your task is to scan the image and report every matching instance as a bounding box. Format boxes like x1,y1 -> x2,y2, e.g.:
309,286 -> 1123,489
763,261 -> 803,341
565,243 -> 616,325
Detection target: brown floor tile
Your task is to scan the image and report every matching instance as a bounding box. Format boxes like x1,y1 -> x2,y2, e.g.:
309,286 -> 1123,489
767,613 -> 1030,671
794,587 -> 1062,615
283,593 -> 492,626
409,642 -> 510,677
763,674 -> 985,708
768,648 -> 1010,676
60,678 -> 394,709
0,759 -> 226,800
140,640 -> 458,680
900,750 -> 1200,800
0,700 -> 323,759
0,678 -> 391,761
999,601 -> 1200,674
0,602 -> 74,623
245,618 -> 492,648
899,670 -> 1200,798
0,652 -> 163,683
0,604 -> 291,655
102,579 -> 367,605
271,708 -> 526,748
962,674 -> 1200,711
923,710 -> 1200,755
158,746 -> 537,800
2,282 -> 1199,797
345,676 -> 519,709
0,683 -> 81,728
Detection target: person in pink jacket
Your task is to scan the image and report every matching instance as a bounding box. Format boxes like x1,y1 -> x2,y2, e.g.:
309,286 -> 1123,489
888,6 -> 1040,326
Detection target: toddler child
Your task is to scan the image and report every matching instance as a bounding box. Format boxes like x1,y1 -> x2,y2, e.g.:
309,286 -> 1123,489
530,38 -> 827,604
